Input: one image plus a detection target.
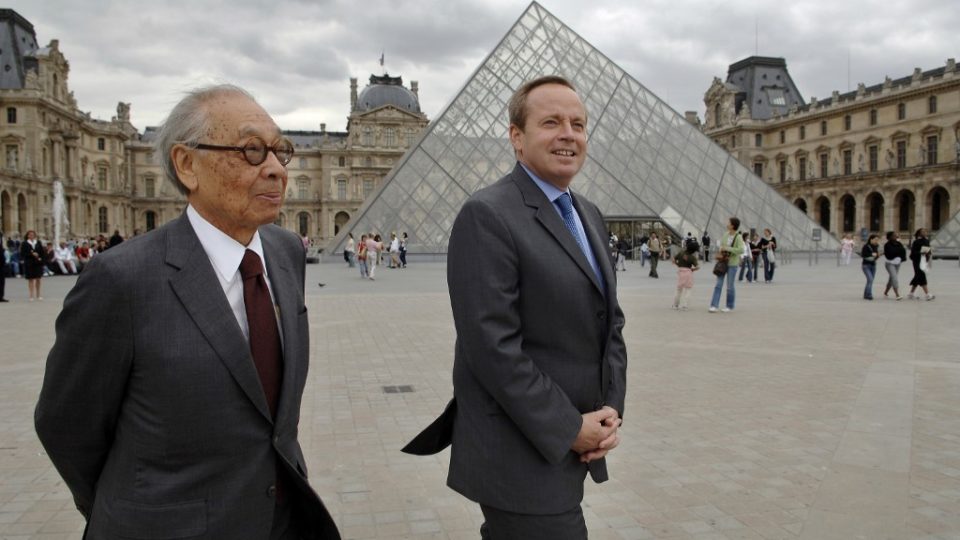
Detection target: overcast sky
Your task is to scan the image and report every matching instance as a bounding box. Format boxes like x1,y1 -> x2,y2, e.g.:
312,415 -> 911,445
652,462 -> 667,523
7,0 -> 956,133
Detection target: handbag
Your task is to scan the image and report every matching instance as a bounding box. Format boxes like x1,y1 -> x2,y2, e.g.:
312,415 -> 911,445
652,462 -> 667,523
712,258 -> 728,276
919,255 -> 930,272
713,233 -> 737,276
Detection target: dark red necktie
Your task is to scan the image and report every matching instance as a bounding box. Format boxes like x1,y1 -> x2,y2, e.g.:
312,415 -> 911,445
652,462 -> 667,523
239,249 -> 283,418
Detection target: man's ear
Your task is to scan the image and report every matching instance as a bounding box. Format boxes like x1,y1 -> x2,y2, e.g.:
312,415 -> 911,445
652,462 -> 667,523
171,144 -> 199,193
509,124 -> 523,159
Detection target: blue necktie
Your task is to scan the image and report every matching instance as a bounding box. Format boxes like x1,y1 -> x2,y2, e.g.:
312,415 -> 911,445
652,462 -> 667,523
556,193 -> 602,284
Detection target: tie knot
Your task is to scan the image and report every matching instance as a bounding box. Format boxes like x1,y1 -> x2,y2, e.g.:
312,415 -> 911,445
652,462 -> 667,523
239,249 -> 264,280
556,192 -> 574,217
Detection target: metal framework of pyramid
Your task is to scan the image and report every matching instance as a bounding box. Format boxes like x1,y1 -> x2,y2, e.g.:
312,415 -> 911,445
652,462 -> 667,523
329,2 -> 839,257
931,210 -> 960,255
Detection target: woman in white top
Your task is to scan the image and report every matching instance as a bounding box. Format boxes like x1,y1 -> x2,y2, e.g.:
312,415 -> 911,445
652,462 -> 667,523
840,234 -> 855,266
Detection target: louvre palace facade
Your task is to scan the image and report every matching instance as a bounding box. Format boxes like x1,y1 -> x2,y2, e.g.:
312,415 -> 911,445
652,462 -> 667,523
0,9 -> 427,245
702,56 -> 959,243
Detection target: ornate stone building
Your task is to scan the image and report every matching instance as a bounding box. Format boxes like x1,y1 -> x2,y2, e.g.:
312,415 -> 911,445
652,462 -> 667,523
702,56 -> 959,240
0,9 -> 138,242
0,9 -> 428,247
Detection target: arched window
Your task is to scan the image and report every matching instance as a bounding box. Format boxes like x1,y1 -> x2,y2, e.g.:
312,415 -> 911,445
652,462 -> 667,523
337,178 -> 347,200
817,197 -> 831,231
713,103 -> 721,127
895,190 -> 915,232
362,126 -> 373,146
794,198 -> 807,215
840,195 -> 856,233
145,176 -> 156,198
866,193 -> 884,232
384,128 -> 396,147
338,156 -> 345,167
334,211 -> 350,236
929,187 -> 950,231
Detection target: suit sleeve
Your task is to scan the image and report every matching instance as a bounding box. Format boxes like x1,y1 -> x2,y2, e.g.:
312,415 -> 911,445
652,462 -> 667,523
592,206 -> 628,419
34,255 -> 133,518
448,198 -> 583,465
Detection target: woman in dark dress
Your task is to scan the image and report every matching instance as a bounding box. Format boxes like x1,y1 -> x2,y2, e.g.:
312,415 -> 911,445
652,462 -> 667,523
20,230 -> 44,301
907,228 -> 934,301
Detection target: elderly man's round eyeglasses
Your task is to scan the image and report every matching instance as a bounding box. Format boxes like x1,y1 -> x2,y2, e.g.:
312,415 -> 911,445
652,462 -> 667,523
190,137 -> 295,166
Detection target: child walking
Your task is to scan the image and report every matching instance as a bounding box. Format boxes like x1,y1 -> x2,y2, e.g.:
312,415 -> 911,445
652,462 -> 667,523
673,240 -> 701,310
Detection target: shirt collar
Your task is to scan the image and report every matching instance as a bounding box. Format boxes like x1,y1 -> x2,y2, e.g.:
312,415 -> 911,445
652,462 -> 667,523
519,162 -> 568,203
186,204 -> 265,282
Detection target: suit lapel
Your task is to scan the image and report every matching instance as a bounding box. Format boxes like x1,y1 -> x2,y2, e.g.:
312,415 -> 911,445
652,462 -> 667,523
260,230 -> 302,424
513,164 -> 604,294
165,213 -> 273,423
572,193 -> 613,295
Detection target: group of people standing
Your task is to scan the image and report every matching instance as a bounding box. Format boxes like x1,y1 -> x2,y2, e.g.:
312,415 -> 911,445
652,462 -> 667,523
343,231 -> 407,280
664,218 -> 777,313
861,228 -> 935,301
2,229 -> 127,302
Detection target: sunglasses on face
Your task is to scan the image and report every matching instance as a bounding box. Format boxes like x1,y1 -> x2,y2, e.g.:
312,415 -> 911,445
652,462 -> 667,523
190,136 -> 295,166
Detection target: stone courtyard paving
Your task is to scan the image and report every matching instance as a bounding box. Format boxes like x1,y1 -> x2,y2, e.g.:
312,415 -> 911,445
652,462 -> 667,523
1,256 -> 958,539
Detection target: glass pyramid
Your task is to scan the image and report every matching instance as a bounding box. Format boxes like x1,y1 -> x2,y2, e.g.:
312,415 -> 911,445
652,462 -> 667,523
330,2 -> 839,256
931,210 -> 960,254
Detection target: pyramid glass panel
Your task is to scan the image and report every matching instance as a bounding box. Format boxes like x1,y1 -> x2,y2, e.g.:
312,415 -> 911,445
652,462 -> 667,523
931,209 -> 960,254
330,1 -> 838,256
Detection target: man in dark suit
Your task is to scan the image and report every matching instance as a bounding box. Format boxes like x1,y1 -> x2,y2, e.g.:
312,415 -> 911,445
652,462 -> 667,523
35,85 -> 340,539
404,76 -> 628,538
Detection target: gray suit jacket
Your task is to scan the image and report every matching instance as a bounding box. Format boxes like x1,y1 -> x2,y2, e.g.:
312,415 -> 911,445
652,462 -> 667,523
35,213 -> 339,540
405,164 -> 628,515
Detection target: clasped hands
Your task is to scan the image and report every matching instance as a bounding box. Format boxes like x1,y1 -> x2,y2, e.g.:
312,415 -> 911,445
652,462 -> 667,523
571,406 -> 621,463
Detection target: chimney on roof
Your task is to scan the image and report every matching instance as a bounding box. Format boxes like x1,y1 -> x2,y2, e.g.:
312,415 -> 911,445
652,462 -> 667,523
946,58 -> 956,73
350,78 -> 358,110
912,68 -> 922,82
411,80 -> 419,99
320,123 -> 326,133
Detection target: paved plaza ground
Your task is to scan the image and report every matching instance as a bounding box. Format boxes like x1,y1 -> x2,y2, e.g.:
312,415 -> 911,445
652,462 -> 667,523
1,255 -> 958,539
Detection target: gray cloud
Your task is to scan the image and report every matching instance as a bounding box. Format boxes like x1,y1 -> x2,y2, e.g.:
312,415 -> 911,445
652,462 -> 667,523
7,0 -> 956,131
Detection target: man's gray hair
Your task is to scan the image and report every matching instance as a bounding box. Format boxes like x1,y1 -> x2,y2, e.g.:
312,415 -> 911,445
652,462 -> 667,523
154,84 -> 257,195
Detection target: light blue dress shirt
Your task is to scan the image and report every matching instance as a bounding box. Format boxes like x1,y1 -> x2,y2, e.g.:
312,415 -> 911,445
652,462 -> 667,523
520,163 -> 605,287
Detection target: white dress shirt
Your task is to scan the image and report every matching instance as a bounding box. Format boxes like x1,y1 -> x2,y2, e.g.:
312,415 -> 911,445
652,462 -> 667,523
186,205 -> 280,344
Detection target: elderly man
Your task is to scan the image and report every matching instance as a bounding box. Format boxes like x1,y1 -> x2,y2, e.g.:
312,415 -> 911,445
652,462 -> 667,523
404,76 -> 628,539
35,85 -> 340,539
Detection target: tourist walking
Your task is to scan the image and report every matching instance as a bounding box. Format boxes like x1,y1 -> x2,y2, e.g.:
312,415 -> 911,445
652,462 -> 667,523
20,230 -> 44,301
840,234 -> 855,266
345,233 -> 356,267
701,231 -> 711,261
389,232 -> 401,268
907,228 -> 935,300
399,232 -> 408,268
648,231 -> 662,278
759,228 -> 777,282
672,239 -> 700,310
882,231 -> 905,300
861,234 -> 880,300
737,232 -> 753,282
357,234 -> 369,278
709,217 -> 745,313
366,233 -> 383,280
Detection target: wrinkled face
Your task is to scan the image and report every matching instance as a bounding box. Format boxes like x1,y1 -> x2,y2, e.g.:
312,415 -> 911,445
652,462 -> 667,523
509,83 -> 587,190
180,94 -> 288,244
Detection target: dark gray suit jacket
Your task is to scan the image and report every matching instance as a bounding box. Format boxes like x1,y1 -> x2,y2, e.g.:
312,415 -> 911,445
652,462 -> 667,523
406,164 -> 628,515
35,213 -> 339,539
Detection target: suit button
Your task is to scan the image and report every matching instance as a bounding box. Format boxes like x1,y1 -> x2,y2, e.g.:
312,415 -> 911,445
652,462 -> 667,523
273,435 -> 280,444
266,485 -> 277,498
